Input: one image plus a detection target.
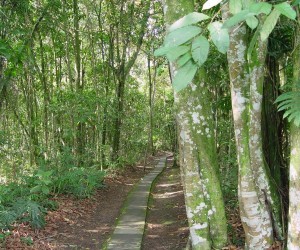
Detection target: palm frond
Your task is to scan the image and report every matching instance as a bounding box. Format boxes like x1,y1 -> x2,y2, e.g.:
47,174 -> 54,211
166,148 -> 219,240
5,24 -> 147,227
275,86 -> 300,127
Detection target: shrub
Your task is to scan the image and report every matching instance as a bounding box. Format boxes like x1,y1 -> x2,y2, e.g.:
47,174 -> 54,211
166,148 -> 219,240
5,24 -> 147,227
54,167 -> 105,198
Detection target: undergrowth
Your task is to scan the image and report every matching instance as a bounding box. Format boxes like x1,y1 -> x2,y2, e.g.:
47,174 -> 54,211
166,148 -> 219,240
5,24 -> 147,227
0,165 -> 105,234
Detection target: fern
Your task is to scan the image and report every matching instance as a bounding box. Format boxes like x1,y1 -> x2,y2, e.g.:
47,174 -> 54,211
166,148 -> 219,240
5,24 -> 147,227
0,209 -> 17,230
11,199 -> 46,229
275,85 -> 300,127
54,167 -> 105,198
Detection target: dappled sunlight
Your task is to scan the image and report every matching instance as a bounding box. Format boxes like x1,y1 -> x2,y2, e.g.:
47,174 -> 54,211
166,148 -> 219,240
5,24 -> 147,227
155,190 -> 184,199
157,182 -> 181,188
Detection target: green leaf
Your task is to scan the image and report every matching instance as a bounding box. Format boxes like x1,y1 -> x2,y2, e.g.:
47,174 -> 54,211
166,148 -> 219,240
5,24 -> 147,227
288,110 -> 300,122
164,26 -> 202,48
283,109 -> 293,118
208,22 -> 230,54
154,46 -> 172,57
276,91 -> 300,127
246,16 -> 259,29
191,36 -> 210,67
169,12 -> 210,32
41,186 -> 50,195
274,2 -> 297,20
247,26 -> 260,61
166,46 -> 190,62
275,92 -> 294,102
222,10 -> 255,28
173,61 -> 198,92
30,186 -> 41,194
203,0 -> 222,10
177,53 -> 192,67
243,0 -> 255,8
260,8 -> 281,41
292,0 -> 300,6
294,115 -> 300,127
249,2 -> 272,15
229,0 -> 242,14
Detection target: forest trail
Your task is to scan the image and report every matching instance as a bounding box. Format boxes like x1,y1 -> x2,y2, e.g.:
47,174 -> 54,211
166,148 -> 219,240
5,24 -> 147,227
106,157 -> 166,249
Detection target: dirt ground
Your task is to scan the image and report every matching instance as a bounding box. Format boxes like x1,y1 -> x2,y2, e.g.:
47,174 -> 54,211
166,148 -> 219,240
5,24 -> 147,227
142,158 -> 189,250
1,154 -> 190,250
1,154 -> 261,250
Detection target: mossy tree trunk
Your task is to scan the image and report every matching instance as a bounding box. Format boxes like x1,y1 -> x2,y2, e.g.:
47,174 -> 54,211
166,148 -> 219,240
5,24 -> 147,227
287,8 -> 300,248
224,5 -> 282,248
164,1 -> 227,248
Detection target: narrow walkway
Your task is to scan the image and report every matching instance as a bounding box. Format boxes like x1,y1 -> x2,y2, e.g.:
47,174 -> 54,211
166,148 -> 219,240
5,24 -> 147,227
106,157 -> 167,250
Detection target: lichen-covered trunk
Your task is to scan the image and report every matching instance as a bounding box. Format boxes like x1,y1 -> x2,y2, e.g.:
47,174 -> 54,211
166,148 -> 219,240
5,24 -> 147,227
249,35 -> 283,241
175,72 -> 228,250
225,11 -> 281,247
287,10 -> 300,249
186,76 -> 228,248
176,90 -> 211,249
164,1 -> 227,248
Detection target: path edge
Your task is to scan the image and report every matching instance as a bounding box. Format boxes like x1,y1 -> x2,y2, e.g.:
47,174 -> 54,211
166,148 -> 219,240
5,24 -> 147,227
103,156 -> 167,250
141,156 -> 169,248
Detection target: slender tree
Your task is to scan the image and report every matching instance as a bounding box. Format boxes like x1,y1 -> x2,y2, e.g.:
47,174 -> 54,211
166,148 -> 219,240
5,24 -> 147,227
287,6 -> 300,248
109,0 -> 151,161
223,4 -> 283,247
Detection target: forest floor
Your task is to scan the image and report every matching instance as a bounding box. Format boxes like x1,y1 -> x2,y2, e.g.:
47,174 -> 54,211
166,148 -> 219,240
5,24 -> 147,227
1,153 -> 191,250
0,152 -> 260,250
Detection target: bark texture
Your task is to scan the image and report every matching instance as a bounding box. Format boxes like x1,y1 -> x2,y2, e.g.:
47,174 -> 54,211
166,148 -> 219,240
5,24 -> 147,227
224,6 -> 282,248
287,10 -> 300,249
164,0 -> 227,248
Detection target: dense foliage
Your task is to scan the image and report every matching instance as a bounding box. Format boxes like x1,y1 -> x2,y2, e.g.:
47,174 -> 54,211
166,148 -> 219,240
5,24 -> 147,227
0,0 -> 174,235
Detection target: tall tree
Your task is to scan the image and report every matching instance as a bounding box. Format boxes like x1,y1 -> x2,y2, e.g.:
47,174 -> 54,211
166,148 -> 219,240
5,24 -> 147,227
163,0 -> 227,248
223,4 -> 282,247
287,6 -> 300,248
109,0 -> 151,161
73,0 -> 86,164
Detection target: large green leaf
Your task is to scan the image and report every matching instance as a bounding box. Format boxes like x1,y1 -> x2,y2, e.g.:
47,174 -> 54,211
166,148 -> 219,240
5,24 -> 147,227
229,0 -> 242,14
203,0 -> 222,10
247,26 -> 260,61
173,61 -> 198,92
246,16 -> 258,29
274,2 -> 296,20
208,22 -> 229,54
177,53 -> 192,67
154,46 -> 172,57
222,10 -> 254,28
166,45 -> 190,62
191,36 -> 209,67
164,26 -> 202,48
169,12 -> 210,32
249,2 -> 272,15
260,8 -> 281,41
243,0 -> 255,8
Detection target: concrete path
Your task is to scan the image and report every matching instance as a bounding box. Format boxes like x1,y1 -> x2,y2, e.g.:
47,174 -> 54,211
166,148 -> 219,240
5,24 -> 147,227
106,157 -> 167,250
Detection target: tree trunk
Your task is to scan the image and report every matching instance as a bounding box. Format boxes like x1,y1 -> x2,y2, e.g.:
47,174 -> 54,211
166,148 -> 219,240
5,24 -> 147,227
110,0 -> 150,162
224,5 -> 282,248
112,76 -> 125,162
0,56 -> 7,107
164,0 -> 228,248
73,0 -> 85,165
147,55 -> 154,155
287,8 -> 300,248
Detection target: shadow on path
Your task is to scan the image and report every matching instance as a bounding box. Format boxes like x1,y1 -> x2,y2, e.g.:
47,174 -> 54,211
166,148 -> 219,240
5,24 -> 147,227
106,157 -> 167,250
